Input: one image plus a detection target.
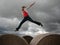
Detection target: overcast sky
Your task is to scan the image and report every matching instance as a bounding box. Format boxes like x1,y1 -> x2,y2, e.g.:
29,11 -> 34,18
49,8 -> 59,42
0,0 -> 60,36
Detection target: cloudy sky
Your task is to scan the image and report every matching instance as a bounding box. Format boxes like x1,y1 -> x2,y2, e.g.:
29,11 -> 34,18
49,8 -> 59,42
0,0 -> 60,36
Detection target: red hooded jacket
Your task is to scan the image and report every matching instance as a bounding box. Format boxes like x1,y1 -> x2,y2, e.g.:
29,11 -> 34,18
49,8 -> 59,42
22,9 -> 29,17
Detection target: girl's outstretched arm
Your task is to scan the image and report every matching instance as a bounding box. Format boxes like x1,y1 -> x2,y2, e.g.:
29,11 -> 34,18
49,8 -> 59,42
27,2 -> 36,9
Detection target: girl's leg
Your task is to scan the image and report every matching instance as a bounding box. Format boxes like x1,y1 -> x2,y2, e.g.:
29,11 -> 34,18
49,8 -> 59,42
28,17 -> 43,26
16,18 -> 27,31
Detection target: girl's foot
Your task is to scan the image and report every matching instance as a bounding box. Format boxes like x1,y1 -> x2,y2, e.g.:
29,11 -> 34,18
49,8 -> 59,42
15,28 -> 19,31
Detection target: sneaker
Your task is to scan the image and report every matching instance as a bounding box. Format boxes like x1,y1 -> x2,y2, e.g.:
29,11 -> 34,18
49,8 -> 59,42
15,28 -> 19,31
41,24 -> 43,27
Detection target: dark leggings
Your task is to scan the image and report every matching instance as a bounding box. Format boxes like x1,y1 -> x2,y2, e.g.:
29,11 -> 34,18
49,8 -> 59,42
16,16 -> 42,30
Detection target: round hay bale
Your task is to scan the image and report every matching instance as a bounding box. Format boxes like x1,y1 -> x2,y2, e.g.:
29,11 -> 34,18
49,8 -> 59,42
0,34 -> 28,45
30,34 -> 60,45
23,35 -> 33,44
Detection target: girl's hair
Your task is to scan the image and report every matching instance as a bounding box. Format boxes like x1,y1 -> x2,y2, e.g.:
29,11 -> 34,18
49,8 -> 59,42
22,6 -> 26,8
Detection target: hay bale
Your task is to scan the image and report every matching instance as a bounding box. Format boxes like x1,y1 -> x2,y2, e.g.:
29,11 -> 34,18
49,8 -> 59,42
23,35 -> 33,44
0,34 -> 28,45
30,34 -> 60,45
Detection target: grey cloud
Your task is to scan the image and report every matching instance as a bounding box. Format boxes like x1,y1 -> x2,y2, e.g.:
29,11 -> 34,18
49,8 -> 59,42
0,0 -> 60,36
0,17 -> 19,31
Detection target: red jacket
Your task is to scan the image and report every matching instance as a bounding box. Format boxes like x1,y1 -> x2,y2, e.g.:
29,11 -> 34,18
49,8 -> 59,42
22,9 -> 28,17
